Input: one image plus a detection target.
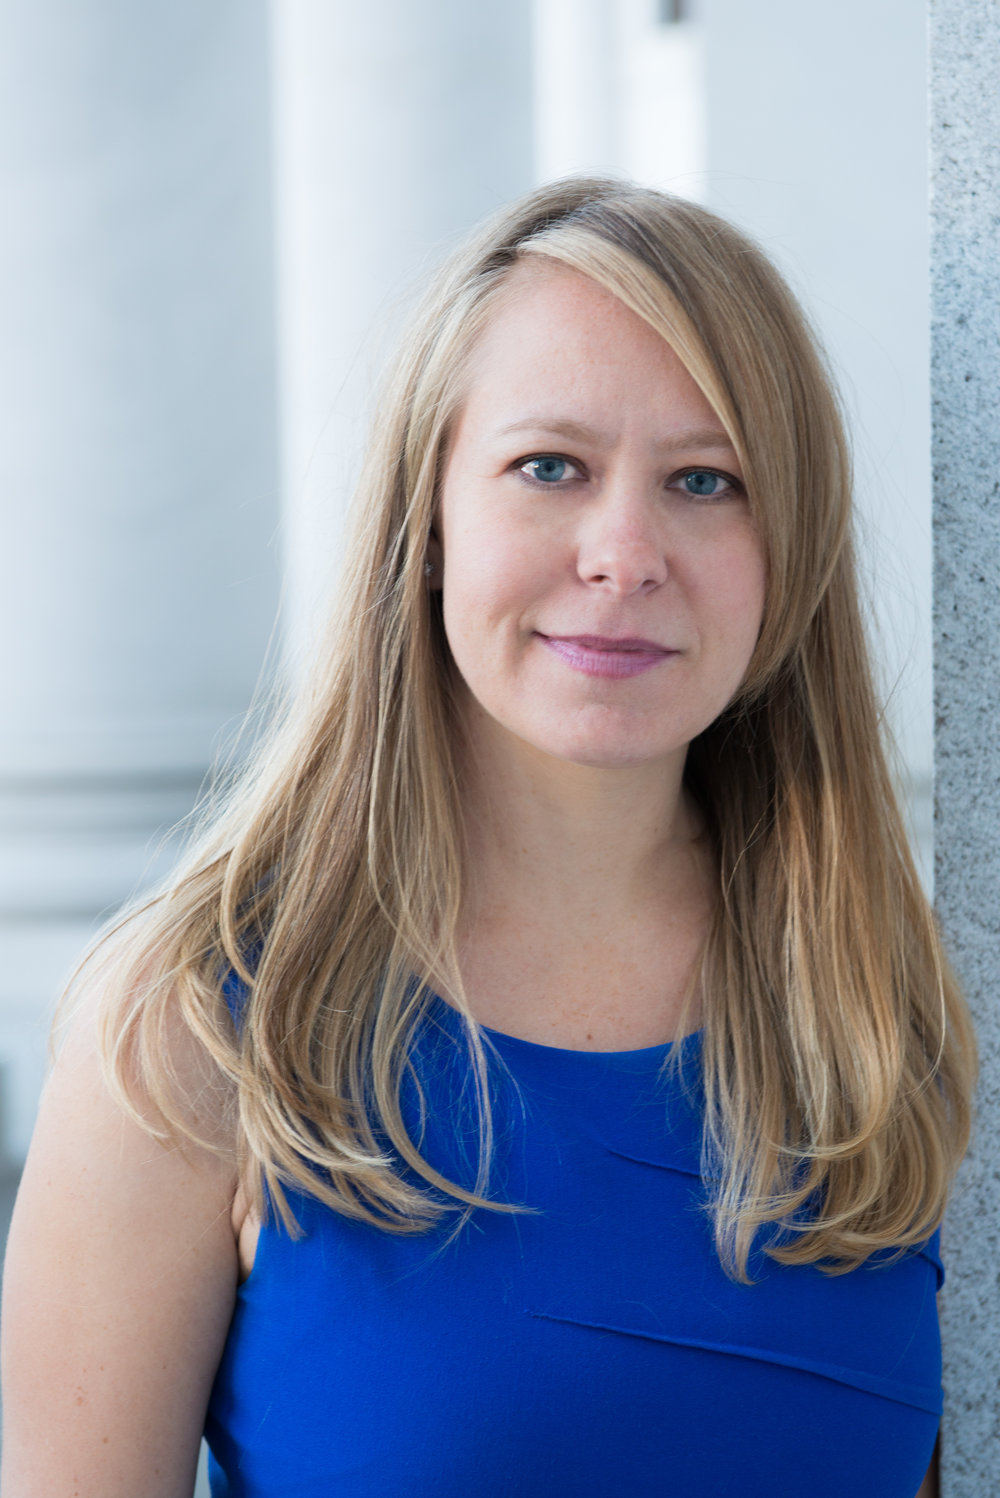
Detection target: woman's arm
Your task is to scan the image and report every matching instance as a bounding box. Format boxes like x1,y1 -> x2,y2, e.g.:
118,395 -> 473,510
915,1438 -> 940,1498
0,996 -> 239,1498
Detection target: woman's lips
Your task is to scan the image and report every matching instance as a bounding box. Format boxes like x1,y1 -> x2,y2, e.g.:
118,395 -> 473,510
537,634 -> 675,679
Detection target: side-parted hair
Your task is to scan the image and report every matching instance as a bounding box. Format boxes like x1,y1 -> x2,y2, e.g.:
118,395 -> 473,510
84,177 -> 975,1281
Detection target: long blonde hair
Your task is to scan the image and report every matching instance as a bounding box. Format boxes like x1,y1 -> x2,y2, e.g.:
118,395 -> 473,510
85,177 -> 975,1280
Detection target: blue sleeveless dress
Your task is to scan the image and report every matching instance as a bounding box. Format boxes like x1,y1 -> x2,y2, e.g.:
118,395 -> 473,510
205,994 -> 942,1496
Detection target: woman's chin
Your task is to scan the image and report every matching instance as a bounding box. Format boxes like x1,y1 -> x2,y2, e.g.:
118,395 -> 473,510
512,728 -> 688,777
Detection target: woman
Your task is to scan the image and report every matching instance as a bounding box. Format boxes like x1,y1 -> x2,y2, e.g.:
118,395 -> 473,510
1,179 -> 975,1497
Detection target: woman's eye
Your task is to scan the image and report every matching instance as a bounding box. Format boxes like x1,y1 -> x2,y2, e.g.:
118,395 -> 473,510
519,455 -> 581,485
674,468 -> 741,499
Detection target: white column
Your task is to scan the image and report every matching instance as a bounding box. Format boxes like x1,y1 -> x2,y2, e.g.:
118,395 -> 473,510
700,0 -> 933,879
532,0 -> 706,198
533,0 -> 622,181
620,0 -> 706,199
270,0 -> 534,657
0,1 -> 280,1157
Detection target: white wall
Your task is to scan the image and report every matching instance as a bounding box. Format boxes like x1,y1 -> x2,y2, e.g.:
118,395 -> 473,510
701,0 -> 933,868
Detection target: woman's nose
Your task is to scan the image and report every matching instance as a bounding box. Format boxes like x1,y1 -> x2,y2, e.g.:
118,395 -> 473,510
575,492 -> 669,596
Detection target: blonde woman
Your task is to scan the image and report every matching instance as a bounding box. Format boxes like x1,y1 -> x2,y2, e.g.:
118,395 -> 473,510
1,180 -> 974,1497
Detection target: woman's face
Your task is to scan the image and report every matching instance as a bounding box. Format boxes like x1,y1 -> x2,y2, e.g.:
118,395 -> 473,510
432,260 -> 767,778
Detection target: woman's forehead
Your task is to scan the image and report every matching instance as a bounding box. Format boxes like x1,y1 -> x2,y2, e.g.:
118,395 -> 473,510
454,260 -> 731,453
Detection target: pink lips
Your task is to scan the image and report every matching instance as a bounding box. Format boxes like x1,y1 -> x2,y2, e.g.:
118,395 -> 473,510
538,634 -> 674,679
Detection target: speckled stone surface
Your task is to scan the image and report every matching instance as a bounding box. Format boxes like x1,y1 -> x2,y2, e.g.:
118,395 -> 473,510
931,0 -> 1000,1488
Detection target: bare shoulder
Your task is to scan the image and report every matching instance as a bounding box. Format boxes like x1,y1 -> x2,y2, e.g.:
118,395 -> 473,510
0,975 -> 240,1498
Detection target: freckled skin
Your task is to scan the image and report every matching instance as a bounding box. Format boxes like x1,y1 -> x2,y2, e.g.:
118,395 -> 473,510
434,261 -> 767,780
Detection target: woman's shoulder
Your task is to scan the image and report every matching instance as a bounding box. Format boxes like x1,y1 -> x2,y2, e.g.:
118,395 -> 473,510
39,964 -> 241,1238
1,967 -> 241,1495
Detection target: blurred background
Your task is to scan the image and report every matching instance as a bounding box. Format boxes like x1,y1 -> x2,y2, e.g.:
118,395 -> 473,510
0,0 -> 931,1198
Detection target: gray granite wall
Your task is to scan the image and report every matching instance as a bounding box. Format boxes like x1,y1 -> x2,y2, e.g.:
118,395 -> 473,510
931,0 -> 1000,1487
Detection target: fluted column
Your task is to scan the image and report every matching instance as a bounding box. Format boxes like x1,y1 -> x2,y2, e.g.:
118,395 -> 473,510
0,1 -> 280,1156
269,0 -> 534,657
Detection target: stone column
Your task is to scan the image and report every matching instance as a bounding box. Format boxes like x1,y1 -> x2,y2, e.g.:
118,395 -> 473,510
0,1 -> 280,1157
931,0 -> 1000,1488
269,0 -> 534,657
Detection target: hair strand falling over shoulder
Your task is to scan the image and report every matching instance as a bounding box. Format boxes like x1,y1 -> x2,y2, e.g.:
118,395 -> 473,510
72,177 -> 975,1281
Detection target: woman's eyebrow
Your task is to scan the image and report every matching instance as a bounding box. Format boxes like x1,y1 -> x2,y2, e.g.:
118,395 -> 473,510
495,416 -> 737,454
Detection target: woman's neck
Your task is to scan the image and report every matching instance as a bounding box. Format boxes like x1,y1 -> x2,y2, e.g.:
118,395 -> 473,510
452,728 -> 714,1049
459,726 -> 701,919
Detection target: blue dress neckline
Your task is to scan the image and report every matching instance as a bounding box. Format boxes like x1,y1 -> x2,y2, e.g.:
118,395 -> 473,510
427,987 -> 702,1067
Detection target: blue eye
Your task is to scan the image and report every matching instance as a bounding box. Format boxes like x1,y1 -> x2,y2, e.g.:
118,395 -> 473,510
679,469 -> 736,498
679,470 -> 727,500
520,455 -> 578,484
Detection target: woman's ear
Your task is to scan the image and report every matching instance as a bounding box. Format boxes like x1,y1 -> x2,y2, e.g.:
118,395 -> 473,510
425,531 -> 444,590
